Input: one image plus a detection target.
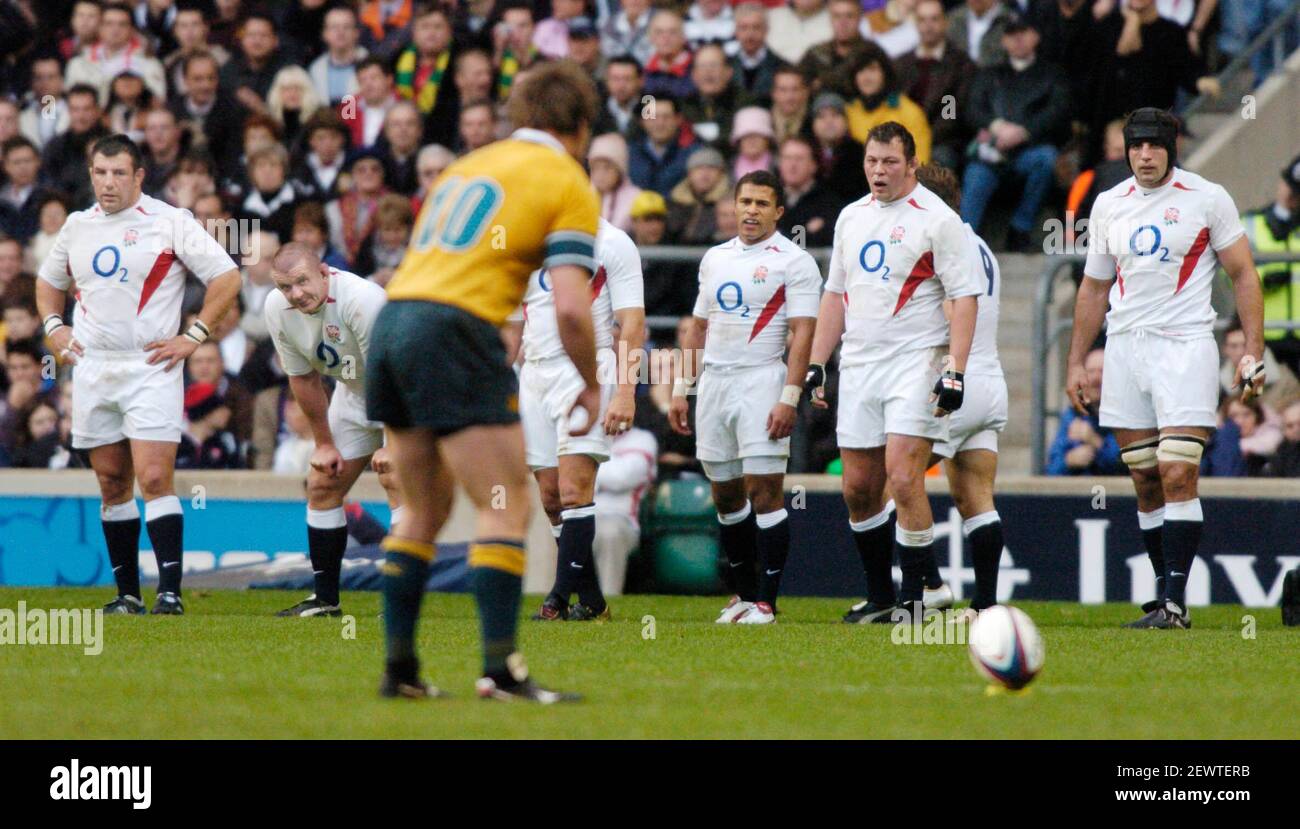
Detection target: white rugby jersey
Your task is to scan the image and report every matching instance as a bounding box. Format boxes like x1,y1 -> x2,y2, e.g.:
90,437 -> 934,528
37,194 -> 238,352
264,268 -> 387,397
692,231 -> 822,369
964,224 -> 1003,378
1084,168 -> 1244,338
518,218 -> 644,361
826,183 -> 981,366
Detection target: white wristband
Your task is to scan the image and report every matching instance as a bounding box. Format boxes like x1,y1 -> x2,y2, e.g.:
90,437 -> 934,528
780,384 -> 801,407
183,320 -> 211,344
44,315 -> 64,337
672,378 -> 693,398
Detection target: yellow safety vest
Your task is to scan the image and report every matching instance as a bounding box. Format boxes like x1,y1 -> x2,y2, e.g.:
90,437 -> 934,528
1242,212 -> 1300,341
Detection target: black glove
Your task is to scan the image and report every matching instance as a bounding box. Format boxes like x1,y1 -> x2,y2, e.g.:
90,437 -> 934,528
804,362 -> 826,399
932,369 -> 964,413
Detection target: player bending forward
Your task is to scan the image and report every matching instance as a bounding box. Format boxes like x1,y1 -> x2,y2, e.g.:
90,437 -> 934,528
264,243 -> 402,617
506,218 -> 645,623
915,163 -> 1007,621
1066,107 -> 1266,629
804,122 -> 981,624
36,134 -> 241,616
367,62 -> 603,702
670,170 -> 821,625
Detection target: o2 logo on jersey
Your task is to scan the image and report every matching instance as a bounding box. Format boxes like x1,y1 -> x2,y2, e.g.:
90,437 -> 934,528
1129,225 -> 1170,262
538,269 -> 550,292
413,175 -> 504,253
716,281 -> 751,317
91,245 -> 129,283
316,341 -> 341,369
978,240 -> 996,297
859,240 -> 891,283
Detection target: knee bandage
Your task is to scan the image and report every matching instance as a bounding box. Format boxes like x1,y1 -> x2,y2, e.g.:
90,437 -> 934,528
1157,433 -> 1205,465
1120,436 -> 1159,470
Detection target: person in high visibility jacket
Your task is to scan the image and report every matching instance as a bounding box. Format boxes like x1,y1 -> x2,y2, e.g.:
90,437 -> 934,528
1241,154 -> 1300,373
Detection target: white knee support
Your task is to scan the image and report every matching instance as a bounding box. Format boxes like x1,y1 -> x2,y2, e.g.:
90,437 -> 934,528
1120,437 -> 1159,470
1156,434 -> 1205,465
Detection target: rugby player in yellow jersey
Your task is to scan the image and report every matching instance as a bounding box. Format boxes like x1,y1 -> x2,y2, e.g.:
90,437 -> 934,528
367,61 -> 602,703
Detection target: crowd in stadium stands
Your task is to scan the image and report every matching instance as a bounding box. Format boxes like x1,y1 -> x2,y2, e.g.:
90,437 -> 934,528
0,0 -> 1297,477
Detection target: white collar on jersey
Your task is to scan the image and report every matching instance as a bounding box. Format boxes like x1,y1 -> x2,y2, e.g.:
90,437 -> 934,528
511,128 -> 567,155
1135,167 -> 1184,197
93,193 -> 151,218
733,231 -> 787,252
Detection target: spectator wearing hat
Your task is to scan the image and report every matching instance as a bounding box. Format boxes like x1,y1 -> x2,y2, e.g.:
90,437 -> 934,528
685,0 -> 736,49
343,56 -> 401,150
730,106 -> 777,180
896,0 -> 975,172
644,10 -> 697,101
961,15 -> 1070,251
769,65 -> 811,145
631,191 -> 698,316
768,0 -> 833,66
799,0 -> 874,97
843,44 -> 931,160
947,0 -> 1015,68
808,92 -> 868,203
291,110 -> 351,202
628,95 -> 701,198
64,2 -> 168,106
682,44 -> 743,150
1241,154 -> 1300,374
590,133 -> 642,233
309,5 -> 369,106
566,16 -> 604,75
731,4 -> 784,105
601,0 -> 654,67
534,0 -> 588,58
594,55 -> 645,139
776,135 -> 841,246
667,147 -> 731,245
326,147 -> 390,266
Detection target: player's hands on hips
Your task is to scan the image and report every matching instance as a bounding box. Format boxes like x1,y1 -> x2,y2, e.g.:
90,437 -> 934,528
1066,362 -> 1092,415
311,444 -> 345,478
371,446 -> 392,475
603,392 -> 635,435
145,335 -> 199,371
668,395 -> 691,435
567,384 -> 601,437
766,402 -> 796,441
930,369 -> 965,416
50,327 -> 83,365
1235,353 -> 1266,403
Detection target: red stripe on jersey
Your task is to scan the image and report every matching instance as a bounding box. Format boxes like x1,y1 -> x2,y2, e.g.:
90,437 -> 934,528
1175,227 -> 1210,294
892,251 -> 935,316
1117,265 -> 1125,298
136,206 -> 153,216
907,198 -> 927,210
748,284 -> 786,343
1172,181 -> 1196,191
590,266 -> 607,304
136,249 -> 176,315
327,296 -> 336,303
1119,185 -> 1136,198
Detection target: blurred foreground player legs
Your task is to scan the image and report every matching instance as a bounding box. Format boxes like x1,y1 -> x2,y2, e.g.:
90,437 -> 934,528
805,122 -> 981,624
1066,108 -> 1267,630
504,219 -> 646,623
35,134 -> 241,616
367,62 -> 604,702
264,243 -> 402,617
916,163 -> 1008,621
669,171 -> 821,624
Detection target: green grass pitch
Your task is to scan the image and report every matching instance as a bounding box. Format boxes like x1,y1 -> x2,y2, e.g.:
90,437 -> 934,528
1,587 -> 1296,739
